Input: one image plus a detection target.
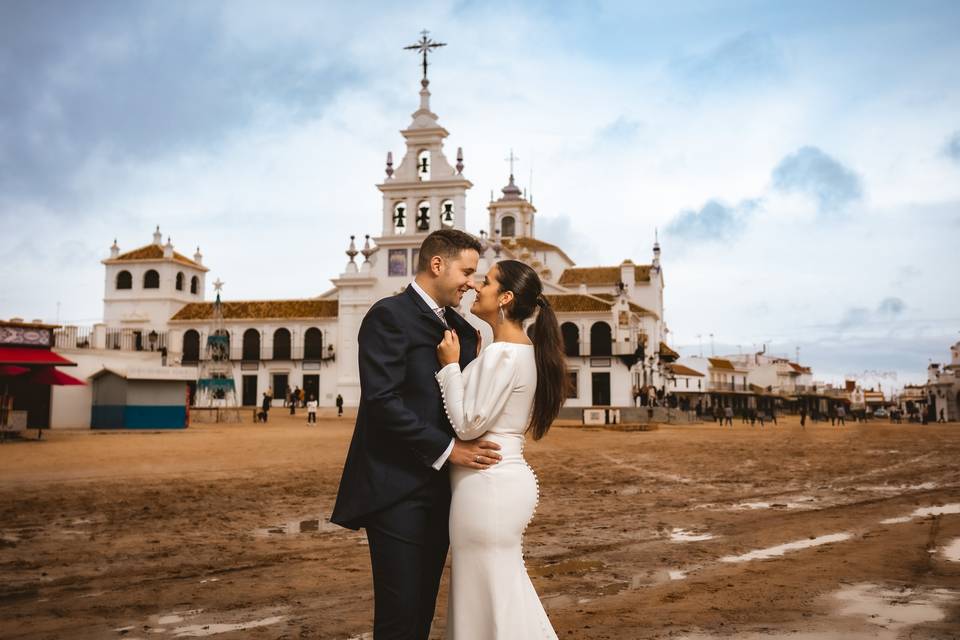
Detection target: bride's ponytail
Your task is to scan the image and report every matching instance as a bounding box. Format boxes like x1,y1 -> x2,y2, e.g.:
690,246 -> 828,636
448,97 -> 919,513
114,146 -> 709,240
495,261 -> 568,440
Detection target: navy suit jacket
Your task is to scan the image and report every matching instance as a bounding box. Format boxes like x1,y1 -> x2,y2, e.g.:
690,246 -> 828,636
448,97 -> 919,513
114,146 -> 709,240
331,285 -> 479,530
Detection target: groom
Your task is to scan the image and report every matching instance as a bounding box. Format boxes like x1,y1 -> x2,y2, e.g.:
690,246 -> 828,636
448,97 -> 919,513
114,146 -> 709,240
331,229 -> 503,639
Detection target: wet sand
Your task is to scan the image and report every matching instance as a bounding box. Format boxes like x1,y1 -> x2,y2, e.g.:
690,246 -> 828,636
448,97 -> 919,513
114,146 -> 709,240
1,414 -> 958,639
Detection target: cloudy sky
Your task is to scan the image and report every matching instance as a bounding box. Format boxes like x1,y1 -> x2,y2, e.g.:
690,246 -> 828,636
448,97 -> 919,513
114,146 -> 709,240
2,1 -> 959,385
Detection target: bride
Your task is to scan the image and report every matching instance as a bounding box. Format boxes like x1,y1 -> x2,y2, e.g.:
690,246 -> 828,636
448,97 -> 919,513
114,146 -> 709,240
435,259 -> 567,639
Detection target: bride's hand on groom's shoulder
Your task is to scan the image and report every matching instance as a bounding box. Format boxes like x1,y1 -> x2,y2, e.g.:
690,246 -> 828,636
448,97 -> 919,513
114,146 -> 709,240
437,330 -> 461,366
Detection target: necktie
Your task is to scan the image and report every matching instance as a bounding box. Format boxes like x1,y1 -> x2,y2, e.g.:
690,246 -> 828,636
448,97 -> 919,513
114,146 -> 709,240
434,307 -> 449,327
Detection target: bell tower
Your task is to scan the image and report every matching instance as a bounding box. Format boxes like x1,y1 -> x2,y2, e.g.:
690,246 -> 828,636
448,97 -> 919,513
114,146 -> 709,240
376,31 -> 472,239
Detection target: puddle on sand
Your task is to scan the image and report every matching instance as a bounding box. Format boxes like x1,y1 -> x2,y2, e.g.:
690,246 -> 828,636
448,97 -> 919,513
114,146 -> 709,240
253,517 -> 340,537
170,616 -> 285,637
676,584 -> 956,639
857,481 -> 938,492
880,503 -> 960,524
719,532 -> 853,563
942,538 -> 960,562
669,528 -> 715,543
731,496 -> 817,510
834,583 -> 955,632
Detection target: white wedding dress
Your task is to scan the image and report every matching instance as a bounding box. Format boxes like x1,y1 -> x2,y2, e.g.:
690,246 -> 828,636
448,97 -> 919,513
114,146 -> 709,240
436,342 -> 558,639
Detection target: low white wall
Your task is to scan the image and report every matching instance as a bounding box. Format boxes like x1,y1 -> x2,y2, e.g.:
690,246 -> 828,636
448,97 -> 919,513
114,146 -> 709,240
49,349 -> 163,429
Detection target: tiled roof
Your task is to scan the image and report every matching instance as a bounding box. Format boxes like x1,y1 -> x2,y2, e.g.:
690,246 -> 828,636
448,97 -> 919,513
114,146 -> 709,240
708,357 -> 736,370
591,294 -> 654,315
668,363 -> 704,377
659,341 -> 680,360
788,362 -> 812,374
170,299 -> 338,321
108,244 -> 204,269
501,237 -> 574,264
543,294 -> 612,313
557,263 -> 652,286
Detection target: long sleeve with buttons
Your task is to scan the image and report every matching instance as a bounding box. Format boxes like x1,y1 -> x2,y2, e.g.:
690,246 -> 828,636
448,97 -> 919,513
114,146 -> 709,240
435,344 -> 520,441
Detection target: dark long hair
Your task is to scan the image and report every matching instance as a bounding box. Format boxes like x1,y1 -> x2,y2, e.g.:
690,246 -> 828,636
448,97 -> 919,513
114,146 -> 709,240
495,260 -> 568,440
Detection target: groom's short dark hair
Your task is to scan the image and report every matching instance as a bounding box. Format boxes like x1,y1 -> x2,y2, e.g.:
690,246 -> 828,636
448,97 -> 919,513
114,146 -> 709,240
416,229 -> 483,273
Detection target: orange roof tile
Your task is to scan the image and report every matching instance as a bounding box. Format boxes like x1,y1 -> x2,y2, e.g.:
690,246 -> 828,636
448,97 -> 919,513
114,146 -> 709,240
667,363 -> 704,377
557,264 -> 652,286
708,357 -> 736,370
170,299 -> 338,321
501,237 -> 574,264
542,294 -> 612,313
107,244 -> 205,269
591,294 -> 654,315
659,341 -> 680,360
788,362 -> 812,374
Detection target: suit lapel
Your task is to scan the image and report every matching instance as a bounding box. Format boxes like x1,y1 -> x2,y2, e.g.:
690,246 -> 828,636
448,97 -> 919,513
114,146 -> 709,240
404,285 -> 448,330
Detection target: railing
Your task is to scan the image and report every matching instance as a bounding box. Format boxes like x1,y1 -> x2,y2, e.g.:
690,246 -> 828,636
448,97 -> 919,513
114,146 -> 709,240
205,343 -> 336,362
53,326 -> 170,352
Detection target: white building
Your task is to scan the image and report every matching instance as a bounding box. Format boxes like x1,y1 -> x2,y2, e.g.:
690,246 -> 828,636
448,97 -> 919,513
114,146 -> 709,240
51,63 -> 673,423
926,340 -> 960,421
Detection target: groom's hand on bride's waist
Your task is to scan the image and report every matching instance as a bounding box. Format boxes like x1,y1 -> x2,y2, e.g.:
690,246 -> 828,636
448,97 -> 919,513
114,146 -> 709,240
449,439 -> 502,470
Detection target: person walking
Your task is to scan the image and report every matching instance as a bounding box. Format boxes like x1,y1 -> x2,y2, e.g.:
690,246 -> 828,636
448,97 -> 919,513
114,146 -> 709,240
261,391 -> 271,423
939,408 -> 947,423
289,387 -> 297,416
800,407 -> 807,429
307,395 -> 317,424
336,393 -> 344,417
724,405 -> 733,427
836,404 -> 846,426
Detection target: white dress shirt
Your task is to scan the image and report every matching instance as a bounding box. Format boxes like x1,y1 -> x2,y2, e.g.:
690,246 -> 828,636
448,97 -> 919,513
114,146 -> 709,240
410,280 -> 456,469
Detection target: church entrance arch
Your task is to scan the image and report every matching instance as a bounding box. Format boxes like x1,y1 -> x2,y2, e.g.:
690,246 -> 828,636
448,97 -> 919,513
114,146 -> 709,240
303,375 -> 320,405
591,372 -> 611,406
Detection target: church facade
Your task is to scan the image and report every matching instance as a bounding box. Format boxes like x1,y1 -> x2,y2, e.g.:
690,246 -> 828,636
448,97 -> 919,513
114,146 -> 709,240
94,73 -> 673,409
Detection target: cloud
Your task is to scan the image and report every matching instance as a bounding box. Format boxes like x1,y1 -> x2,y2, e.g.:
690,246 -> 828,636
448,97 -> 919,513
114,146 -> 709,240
594,116 -> 642,145
664,198 -> 759,242
0,2 -> 358,207
771,146 -> 863,211
877,296 -> 905,316
944,131 -> 960,163
671,31 -> 786,92
536,214 -> 598,265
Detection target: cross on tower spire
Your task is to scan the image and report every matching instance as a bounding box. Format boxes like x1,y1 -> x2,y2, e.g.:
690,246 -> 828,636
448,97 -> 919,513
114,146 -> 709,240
505,149 -> 519,177
404,30 -> 447,81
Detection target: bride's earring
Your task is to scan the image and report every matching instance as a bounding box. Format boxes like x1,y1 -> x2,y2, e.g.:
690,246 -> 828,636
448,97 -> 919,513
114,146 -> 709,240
498,302 -> 505,324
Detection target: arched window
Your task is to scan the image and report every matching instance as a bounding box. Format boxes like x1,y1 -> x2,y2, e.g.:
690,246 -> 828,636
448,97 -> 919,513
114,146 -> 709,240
501,215 -> 516,237
144,269 -> 160,289
590,321 -> 612,356
116,270 -> 132,290
417,149 -> 431,180
561,322 -> 580,357
175,272 -> 184,291
242,328 -> 260,361
304,328 -> 323,360
190,275 -> 199,294
182,329 -> 200,363
441,200 -> 455,228
393,202 -> 407,234
416,200 -> 430,231
272,328 -> 291,360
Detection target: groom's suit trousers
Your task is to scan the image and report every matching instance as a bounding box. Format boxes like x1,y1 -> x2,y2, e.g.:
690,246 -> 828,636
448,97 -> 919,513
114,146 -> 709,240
366,472 -> 451,640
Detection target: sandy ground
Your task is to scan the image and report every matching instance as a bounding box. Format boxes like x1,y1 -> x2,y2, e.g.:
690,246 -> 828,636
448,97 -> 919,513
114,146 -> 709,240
1,412 -> 959,640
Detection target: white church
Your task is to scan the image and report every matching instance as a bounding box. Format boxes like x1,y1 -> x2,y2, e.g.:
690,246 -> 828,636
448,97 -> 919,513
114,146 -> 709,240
62,59 -> 673,418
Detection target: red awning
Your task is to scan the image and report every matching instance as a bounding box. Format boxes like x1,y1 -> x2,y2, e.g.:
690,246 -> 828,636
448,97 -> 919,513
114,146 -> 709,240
0,347 -> 76,367
26,367 -> 85,386
0,365 -> 29,377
